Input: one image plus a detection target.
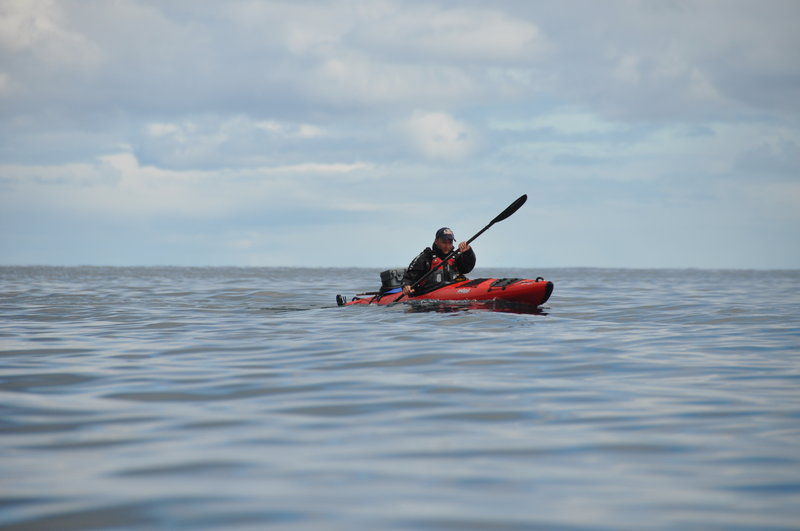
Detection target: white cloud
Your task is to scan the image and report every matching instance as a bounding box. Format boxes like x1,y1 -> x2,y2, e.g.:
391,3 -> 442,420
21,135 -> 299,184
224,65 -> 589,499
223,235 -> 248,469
350,5 -> 548,64
0,149 -> 376,220
147,123 -> 182,138
491,110 -> 624,136
254,162 -> 371,175
552,0 -> 800,119
0,0 -> 103,69
402,111 -> 477,160
304,51 -> 479,108
137,116 -> 332,169
224,0 -> 353,55
254,121 -> 326,139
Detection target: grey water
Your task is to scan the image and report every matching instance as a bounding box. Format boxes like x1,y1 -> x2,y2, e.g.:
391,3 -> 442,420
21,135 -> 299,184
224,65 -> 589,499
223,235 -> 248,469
1,266 -> 799,530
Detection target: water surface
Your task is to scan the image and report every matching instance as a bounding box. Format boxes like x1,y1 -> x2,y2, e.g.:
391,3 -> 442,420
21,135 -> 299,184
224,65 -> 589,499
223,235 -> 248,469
1,267 -> 799,529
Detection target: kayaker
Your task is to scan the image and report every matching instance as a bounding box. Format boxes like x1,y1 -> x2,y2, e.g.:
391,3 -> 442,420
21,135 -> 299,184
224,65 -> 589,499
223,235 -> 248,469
401,227 -> 476,296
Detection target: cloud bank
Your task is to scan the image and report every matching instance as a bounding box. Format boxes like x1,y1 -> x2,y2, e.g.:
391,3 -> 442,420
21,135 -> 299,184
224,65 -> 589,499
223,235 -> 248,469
1,0 -> 798,268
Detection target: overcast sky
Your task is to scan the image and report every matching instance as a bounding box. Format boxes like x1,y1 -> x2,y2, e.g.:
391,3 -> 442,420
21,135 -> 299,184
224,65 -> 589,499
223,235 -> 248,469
1,0 -> 798,269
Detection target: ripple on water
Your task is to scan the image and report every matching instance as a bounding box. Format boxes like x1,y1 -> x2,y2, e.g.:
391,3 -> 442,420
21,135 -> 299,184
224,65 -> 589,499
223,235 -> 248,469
1,267 -> 799,530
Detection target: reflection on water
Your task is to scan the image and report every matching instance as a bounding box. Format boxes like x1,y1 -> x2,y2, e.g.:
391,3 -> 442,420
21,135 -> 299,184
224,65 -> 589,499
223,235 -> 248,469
403,299 -> 548,315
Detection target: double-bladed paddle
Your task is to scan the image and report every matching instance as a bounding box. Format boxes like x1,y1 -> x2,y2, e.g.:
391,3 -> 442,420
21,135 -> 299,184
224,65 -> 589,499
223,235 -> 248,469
393,193 -> 528,303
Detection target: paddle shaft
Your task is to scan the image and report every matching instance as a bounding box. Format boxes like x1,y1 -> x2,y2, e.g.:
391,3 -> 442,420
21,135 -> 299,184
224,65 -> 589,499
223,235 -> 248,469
393,194 -> 527,303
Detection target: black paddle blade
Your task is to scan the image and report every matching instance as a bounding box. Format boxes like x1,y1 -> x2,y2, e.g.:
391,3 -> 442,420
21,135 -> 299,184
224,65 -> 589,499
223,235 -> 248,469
491,194 -> 527,224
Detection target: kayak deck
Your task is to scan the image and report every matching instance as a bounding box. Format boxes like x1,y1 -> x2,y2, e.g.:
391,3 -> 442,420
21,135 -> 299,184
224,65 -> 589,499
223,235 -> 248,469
338,277 -> 553,308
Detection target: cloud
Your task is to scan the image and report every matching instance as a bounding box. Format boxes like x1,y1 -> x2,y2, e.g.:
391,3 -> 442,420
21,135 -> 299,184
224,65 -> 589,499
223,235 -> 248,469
735,138 -> 800,179
401,111 -> 477,160
0,0 -> 103,67
1,0 -> 799,268
0,149 -> 376,221
292,48 -> 491,112
135,116 -> 335,169
253,121 -> 326,139
2,0 -> 797,124
348,5 -> 548,64
502,0 -> 800,122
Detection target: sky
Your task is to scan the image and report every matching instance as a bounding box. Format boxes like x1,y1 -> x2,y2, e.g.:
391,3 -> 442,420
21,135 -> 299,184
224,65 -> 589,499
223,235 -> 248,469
1,0 -> 799,269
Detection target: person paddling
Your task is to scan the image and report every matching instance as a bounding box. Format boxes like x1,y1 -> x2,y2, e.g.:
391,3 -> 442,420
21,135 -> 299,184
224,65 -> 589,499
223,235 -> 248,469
401,227 -> 476,296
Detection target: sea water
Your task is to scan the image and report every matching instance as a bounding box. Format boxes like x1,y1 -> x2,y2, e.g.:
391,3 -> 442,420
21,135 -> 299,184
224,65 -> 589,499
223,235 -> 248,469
1,266 -> 799,530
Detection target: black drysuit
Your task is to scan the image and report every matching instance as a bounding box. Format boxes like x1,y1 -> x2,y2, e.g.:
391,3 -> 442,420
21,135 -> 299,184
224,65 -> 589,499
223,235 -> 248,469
401,244 -> 476,294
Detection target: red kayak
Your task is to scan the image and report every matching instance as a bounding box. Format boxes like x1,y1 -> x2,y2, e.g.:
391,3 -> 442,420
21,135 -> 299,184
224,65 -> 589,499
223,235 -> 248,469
337,276 -> 554,308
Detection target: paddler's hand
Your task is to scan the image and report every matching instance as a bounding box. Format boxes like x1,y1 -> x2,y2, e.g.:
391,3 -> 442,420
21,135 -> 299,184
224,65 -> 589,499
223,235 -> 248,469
402,285 -> 414,296
458,241 -> 470,253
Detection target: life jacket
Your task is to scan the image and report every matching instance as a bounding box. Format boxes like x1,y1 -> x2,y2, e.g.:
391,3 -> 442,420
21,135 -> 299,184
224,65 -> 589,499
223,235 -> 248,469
421,256 -> 458,289
431,256 -> 456,273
